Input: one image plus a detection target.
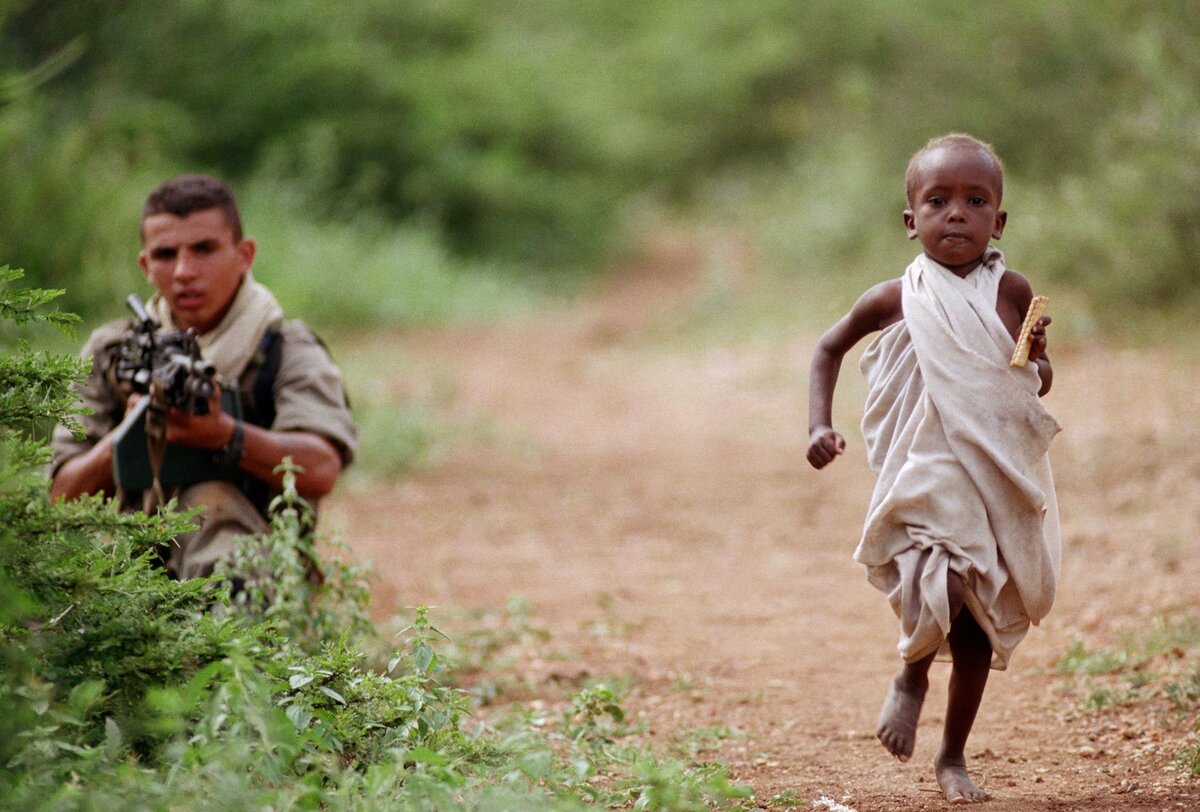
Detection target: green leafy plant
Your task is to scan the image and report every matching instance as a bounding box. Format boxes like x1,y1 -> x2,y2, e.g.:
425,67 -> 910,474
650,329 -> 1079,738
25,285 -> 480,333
1,267 -> 760,809
216,457 -> 372,649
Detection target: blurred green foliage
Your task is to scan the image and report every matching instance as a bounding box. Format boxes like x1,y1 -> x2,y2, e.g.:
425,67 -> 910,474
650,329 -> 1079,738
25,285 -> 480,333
2,0 -> 1198,327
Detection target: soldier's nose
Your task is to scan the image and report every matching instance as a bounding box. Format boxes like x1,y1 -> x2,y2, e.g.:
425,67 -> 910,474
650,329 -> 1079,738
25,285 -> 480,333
172,253 -> 198,279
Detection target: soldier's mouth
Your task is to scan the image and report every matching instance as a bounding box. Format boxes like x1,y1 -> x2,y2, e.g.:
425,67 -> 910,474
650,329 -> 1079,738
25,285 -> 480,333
175,292 -> 205,309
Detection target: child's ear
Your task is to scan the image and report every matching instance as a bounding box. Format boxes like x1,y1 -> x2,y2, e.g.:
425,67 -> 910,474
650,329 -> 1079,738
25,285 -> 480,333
992,209 -> 1008,240
903,209 -> 918,240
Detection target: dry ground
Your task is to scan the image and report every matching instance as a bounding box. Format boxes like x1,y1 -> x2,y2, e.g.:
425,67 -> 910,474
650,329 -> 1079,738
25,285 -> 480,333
326,235 -> 1200,811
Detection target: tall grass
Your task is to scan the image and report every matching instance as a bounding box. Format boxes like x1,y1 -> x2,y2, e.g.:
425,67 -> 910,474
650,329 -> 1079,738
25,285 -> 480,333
242,178 -> 559,333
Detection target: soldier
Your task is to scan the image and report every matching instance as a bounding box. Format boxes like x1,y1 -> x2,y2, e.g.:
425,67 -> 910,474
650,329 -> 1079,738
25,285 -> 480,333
50,174 -> 357,581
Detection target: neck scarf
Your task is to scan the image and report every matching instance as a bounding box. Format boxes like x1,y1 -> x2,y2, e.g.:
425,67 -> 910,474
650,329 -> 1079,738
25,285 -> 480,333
148,275 -> 285,383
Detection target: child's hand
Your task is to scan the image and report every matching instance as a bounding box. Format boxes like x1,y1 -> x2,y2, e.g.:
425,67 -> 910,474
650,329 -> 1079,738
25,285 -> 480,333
807,426 -> 846,469
1028,315 -> 1052,363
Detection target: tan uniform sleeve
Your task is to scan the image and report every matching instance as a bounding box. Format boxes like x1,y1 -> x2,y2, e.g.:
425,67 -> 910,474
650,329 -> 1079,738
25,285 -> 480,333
270,321 -> 358,466
49,320 -> 131,477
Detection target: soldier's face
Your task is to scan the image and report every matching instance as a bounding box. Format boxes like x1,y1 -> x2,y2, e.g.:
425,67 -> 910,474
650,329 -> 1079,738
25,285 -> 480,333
138,208 -> 256,334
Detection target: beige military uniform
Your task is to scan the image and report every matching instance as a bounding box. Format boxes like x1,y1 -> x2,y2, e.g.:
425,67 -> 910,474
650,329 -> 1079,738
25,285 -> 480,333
51,282 -> 357,580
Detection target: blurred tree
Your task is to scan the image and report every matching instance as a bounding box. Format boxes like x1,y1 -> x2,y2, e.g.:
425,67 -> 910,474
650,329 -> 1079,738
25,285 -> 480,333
1,0 -> 1197,319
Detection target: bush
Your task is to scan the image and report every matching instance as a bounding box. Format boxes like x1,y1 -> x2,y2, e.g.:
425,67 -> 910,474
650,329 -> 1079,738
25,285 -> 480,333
1,267 -> 754,809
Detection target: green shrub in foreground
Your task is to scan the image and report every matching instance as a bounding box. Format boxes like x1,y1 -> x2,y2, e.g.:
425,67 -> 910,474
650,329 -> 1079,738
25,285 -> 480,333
1,267 -> 753,810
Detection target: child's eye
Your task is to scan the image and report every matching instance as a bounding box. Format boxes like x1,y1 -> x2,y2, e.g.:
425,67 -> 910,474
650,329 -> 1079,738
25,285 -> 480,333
969,196 -> 986,206
928,196 -> 946,206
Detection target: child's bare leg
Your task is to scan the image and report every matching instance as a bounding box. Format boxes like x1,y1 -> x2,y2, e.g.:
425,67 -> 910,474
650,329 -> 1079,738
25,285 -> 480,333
935,608 -> 992,804
877,570 -> 968,761
877,650 -> 934,761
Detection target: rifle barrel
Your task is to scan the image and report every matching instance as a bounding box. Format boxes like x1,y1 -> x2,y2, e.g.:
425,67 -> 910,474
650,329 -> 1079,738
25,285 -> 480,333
167,353 -> 217,379
125,294 -> 158,330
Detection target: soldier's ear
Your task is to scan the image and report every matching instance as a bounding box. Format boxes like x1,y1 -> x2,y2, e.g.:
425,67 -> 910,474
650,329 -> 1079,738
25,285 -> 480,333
236,237 -> 256,273
137,248 -> 151,279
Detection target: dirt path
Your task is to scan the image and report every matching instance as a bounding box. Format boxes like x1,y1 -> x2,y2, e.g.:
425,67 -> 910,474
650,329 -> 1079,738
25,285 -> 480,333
326,236 -> 1200,810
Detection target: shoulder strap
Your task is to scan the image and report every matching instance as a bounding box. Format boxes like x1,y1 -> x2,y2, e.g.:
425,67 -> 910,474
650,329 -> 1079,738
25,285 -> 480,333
249,327 -> 283,429
233,327 -> 284,517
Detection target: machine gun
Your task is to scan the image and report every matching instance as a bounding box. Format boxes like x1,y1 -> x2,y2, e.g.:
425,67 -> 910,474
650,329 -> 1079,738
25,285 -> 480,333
112,293 -> 219,415
109,294 -> 241,509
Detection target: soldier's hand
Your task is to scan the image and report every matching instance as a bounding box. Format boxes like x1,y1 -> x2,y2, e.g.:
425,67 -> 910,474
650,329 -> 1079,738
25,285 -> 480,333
164,386 -> 234,451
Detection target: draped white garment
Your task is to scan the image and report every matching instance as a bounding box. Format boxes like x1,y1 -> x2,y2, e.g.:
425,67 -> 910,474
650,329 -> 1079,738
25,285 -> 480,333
148,275 -> 284,383
855,250 -> 1061,669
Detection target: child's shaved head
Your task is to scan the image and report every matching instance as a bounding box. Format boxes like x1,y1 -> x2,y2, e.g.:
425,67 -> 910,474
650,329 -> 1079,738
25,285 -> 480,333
905,133 -> 1004,206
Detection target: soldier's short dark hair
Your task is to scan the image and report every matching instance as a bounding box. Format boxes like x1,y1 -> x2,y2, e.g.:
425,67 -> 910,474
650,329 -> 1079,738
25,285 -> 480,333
140,174 -> 244,242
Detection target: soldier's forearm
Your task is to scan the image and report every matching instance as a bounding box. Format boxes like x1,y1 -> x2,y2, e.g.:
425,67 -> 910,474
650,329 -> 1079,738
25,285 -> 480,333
50,436 -> 117,501
237,424 -> 343,499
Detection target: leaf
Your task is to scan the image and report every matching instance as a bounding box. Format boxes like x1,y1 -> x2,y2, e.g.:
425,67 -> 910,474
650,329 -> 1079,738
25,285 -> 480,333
284,703 -> 313,730
318,686 -> 346,705
406,746 -> 449,766
519,749 -> 554,778
413,642 -> 435,673
289,673 -> 315,690
184,661 -> 229,706
67,679 -> 105,714
104,717 -> 123,759
53,741 -> 91,755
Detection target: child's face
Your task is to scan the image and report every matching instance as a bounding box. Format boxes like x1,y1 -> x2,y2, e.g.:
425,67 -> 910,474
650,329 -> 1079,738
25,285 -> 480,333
904,146 -> 1006,276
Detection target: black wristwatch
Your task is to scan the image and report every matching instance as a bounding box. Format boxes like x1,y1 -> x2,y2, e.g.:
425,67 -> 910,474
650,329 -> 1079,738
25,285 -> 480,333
215,419 -> 244,466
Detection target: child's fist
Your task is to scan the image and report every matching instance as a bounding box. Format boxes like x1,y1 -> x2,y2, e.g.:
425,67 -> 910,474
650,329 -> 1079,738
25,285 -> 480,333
807,426 -> 846,469
1028,315 -> 1052,363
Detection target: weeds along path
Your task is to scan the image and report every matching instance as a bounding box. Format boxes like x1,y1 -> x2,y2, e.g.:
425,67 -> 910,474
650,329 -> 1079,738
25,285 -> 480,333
326,233 -> 1200,811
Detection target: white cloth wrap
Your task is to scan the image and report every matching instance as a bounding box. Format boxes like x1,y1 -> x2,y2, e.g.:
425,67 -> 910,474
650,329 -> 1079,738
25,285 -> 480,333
855,250 -> 1061,669
148,275 -> 284,382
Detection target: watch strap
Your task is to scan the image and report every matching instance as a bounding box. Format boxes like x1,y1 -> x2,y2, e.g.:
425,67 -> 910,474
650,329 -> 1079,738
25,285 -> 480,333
215,419 -> 244,466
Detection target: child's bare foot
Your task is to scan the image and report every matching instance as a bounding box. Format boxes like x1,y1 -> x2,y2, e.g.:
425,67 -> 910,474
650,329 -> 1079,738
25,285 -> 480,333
935,752 -> 989,804
876,674 -> 927,761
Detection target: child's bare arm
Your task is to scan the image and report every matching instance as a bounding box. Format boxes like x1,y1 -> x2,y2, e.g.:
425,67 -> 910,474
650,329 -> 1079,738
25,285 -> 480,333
808,279 -> 902,469
998,271 -> 1053,396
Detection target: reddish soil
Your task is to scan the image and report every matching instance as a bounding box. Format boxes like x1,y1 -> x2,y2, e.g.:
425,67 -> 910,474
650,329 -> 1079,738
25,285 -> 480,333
326,235 -> 1200,810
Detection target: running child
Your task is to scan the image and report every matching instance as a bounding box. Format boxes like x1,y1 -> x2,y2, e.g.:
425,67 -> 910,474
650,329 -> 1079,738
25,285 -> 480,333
807,133 -> 1060,804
